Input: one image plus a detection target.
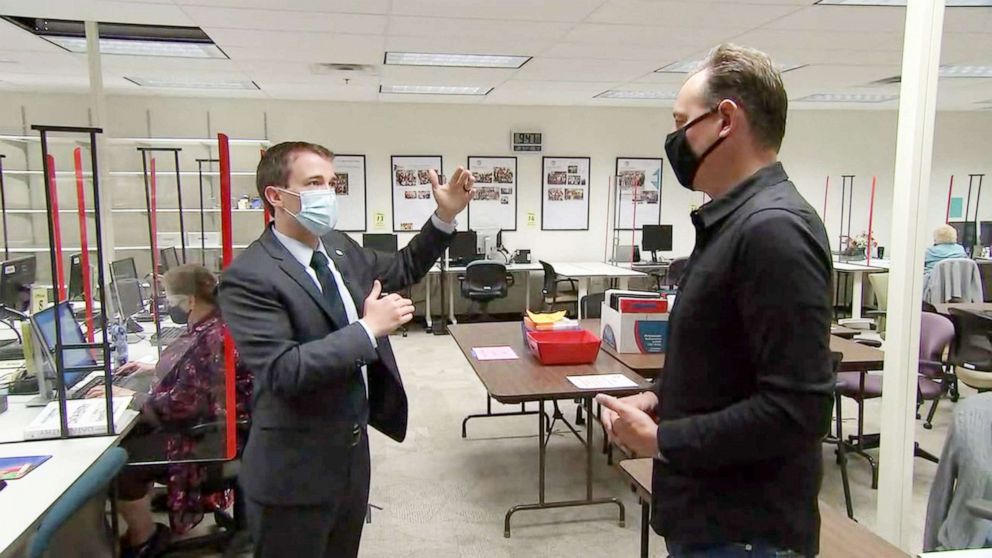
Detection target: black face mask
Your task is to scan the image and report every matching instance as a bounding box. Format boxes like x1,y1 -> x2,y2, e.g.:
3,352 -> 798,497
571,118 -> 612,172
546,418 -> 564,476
168,302 -> 190,325
665,108 -> 726,191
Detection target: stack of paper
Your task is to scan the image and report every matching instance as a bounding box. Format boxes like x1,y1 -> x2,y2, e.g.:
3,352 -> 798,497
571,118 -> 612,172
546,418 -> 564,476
471,346 -> 519,361
23,397 -> 133,440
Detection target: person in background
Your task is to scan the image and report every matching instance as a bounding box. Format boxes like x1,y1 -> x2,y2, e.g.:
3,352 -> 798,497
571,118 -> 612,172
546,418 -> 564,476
925,224 -> 967,275
89,264 -> 253,558
597,43 -> 834,558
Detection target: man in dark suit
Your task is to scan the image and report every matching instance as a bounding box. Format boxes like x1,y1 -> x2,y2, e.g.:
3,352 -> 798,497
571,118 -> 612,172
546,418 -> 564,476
218,142 -> 473,558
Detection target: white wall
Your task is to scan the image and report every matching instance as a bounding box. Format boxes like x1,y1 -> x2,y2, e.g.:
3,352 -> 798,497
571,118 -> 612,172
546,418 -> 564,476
2,91 -> 991,266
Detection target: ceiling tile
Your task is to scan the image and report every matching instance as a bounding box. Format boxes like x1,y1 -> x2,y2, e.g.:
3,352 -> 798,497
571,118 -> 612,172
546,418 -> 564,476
389,0 -> 604,22
512,57 -> 658,83
563,23 -> 738,50
183,7 -> 387,34
384,35 -> 551,57
762,5 -> 906,33
732,28 -> 904,53
205,28 -> 385,63
379,65 -> 514,86
386,16 -> 573,42
587,1 -> 801,29
541,42 -> 697,63
173,0 -> 391,14
0,0 -> 194,26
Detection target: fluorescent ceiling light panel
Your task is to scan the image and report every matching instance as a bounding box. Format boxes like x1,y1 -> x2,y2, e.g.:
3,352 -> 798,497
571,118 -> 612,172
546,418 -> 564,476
385,52 -> 530,69
125,77 -> 259,90
815,0 -> 992,5
940,65 -> 992,78
794,93 -> 898,103
595,90 -> 676,100
379,85 -> 492,96
46,36 -> 225,58
655,60 -> 804,74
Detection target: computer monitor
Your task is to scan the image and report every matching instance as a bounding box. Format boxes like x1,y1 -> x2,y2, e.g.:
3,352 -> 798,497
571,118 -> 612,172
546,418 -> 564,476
981,221 -> 992,248
948,221 -> 977,254
30,301 -> 97,393
642,224 -> 673,262
67,253 -> 84,300
111,278 -> 144,319
159,246 -> 180,273
0,255 -> 37,312
449,231 -> 478,262
110,257 -> 138,281
362,234 -> 398,253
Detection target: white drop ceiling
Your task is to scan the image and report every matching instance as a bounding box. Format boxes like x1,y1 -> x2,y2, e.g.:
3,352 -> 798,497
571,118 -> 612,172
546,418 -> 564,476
0,0 -> 988,110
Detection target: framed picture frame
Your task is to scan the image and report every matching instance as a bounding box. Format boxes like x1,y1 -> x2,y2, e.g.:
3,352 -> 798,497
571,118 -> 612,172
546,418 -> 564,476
391,155 -> 442,233
466,156 -> 517,231
614,157 -> 663,231
332,154 -> 367,232
541,156 -> 590,231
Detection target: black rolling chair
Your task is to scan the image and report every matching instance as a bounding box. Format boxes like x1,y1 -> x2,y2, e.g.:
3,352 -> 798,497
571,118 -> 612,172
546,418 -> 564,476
947,308 -> 992,393
579,292 -> 605,320
664,257 -> 689,289
163,420 -> 251,557
459,261 -> 513,322
539,260 -> 578,315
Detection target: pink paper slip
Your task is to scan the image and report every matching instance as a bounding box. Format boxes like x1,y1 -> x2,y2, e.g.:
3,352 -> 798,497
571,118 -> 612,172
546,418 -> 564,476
471,346 -> 519,361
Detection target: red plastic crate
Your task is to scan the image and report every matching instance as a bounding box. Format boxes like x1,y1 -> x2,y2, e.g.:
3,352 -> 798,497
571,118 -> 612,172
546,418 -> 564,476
525,329 -> 601,365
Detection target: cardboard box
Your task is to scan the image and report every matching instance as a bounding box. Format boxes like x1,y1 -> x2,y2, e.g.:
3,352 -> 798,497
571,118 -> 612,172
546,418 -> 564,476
600,289 -> 669,354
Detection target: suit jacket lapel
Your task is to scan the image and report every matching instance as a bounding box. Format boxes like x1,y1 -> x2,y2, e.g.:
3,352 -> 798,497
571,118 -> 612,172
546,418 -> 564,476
323,233 -> 365,316
260,227 -> 345,328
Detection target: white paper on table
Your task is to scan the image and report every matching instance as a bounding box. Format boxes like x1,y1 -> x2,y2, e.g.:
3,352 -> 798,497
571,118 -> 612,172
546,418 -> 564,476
567,374 -> 638,390
471,346 -> 519,361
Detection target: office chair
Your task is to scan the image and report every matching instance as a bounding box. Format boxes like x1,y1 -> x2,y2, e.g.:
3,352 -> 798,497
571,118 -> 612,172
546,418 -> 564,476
836,331 -> 942,490
917,312 -> 956,430
977,260 -> 992,302
28,447 -> 129,558
924,258 -> 983,305
947,308 -> 992,393
579,292 -> 605,320
664,257 -> 689,288
823,352 -> 855,519
163,420 -> 251,557
539,260 -> 578,315
458,261 -> 513,322
865,273 -> 888,336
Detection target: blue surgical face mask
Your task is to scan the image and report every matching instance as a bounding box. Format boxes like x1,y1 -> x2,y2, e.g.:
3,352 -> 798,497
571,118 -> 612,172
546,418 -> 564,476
278,187 -> 338,237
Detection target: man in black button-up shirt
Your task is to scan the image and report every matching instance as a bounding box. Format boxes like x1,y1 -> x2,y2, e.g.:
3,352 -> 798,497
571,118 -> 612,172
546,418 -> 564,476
597,44 -> 835,557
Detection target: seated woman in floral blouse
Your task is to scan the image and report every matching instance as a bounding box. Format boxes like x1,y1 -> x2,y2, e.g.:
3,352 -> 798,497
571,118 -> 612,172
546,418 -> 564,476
89,264 -> 253,557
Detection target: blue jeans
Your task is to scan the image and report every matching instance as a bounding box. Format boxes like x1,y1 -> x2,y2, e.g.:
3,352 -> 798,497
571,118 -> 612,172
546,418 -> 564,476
666,541 -> 806,557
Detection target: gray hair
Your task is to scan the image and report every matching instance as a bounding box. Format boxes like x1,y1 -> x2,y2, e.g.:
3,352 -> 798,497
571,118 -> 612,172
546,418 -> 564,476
934,224 -> 957,244
695,43 -> 789,152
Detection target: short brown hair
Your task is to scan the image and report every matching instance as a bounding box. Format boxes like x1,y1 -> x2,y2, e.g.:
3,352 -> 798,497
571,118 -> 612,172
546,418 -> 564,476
256,141 -> 334,213
696,44 -> 788,152
164,264 -> 218,305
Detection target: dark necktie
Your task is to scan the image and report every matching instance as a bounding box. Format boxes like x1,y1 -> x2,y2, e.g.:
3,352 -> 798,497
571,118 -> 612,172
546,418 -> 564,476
310,250 -> 368,423
309,251 -> 349,328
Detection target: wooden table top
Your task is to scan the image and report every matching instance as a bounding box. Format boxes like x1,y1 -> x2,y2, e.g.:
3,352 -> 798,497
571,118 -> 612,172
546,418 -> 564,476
448,322 -> 651,404
617,458 -> 908,558
578,319 -> 882,374
932,302 -> 992,316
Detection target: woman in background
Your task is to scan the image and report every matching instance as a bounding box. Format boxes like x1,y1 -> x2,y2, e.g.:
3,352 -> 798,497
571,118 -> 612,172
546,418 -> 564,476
90,264 -> 252,558
925,224 -> 968,275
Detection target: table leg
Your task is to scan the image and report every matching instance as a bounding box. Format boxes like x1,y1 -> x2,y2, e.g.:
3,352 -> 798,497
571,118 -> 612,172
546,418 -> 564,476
447,272 -> 458,324
461,395 -> 548,439
503,397 -> 625,538
640,499 -> 650,558
577,278 -> 589,319
851,271 -> 864,320
425,273 -> 433,329
524,271 -> 531,312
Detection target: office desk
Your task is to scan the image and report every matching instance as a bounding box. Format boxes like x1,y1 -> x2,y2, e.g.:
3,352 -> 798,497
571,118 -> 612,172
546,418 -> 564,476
424,262 -> 543,328
833,261 -> 887,320
0,437 -> 129,558
617,458 -> 909,558
448,321 -> 650,537
932,302 -> 992,316
545,262 -> 647,319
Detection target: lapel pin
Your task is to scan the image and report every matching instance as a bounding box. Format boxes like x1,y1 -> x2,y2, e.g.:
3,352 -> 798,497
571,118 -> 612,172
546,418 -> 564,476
335,249 -> 344,256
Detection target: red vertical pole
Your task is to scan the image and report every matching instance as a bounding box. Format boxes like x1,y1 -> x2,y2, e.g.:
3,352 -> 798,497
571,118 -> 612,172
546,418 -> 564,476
945,175 -> 954,223
866,176 -> 877,266
149,158 -> 160,325
73,148 -> 94,341
47,154 -> 66,301
822,175 -> 830,222
220,133 -> 237,460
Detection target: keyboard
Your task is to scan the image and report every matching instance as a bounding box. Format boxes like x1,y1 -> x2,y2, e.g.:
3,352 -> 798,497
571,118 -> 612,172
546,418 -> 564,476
0,342 -> 24,361
68,371 -> 132,399
150,327 -> 184,345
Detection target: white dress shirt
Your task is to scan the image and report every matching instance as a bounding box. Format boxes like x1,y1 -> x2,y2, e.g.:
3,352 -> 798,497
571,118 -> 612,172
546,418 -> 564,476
270,214 -> 456,398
